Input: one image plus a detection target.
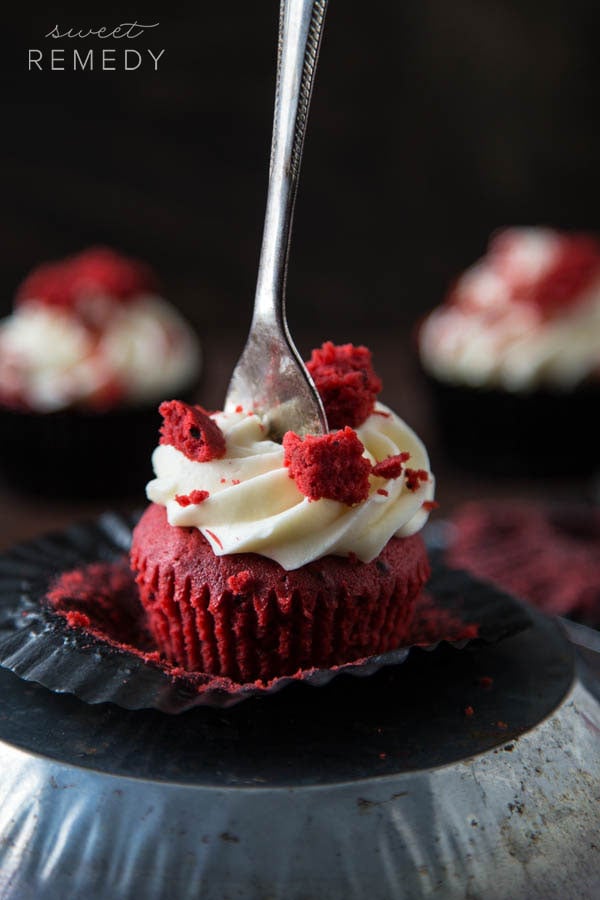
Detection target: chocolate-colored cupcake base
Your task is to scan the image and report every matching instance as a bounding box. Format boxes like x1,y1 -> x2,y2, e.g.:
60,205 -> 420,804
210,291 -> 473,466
425,375 -> 600,477
131,504 -> 430,683
0,379 -> 199,499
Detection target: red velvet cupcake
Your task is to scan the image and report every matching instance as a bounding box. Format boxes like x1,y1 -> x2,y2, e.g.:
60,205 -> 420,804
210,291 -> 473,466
417,228 -> 600,476
0,247 -> 201,496
131,344 -> 436,682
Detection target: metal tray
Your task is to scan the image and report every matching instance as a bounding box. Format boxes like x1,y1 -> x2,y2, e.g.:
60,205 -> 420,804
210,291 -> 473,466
1,606 -> 599,899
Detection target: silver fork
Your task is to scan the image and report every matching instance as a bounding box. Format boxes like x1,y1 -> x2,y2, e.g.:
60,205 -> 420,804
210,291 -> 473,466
224,0 -> 329,440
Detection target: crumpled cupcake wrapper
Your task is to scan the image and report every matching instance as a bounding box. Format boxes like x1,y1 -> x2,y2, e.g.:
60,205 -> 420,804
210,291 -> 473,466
0,512 -> 532,713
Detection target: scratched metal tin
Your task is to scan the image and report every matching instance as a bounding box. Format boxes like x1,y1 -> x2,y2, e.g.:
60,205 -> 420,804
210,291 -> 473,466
1,607 -> 599,900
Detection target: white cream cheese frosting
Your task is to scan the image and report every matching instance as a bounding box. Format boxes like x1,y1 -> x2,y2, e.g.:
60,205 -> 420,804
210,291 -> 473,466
419,228 -> 600,392
0,295 -> 200,411
146,402 -> 435,570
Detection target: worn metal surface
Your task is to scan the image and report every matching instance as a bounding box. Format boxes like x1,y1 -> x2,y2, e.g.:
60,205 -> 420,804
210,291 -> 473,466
0,611 -> 599,899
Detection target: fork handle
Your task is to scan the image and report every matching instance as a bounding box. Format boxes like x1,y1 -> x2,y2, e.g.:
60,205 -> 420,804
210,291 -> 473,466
254,0 -> 328,322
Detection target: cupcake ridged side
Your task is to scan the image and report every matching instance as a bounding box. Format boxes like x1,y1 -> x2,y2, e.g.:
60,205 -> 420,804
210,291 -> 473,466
131,504 -> 430,683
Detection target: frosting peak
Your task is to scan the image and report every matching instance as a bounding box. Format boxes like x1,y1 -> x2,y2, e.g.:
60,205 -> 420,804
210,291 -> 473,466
147,402 -> 435,570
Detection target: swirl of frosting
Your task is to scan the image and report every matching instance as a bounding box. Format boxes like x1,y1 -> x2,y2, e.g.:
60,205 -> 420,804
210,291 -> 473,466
0,297 -> 200,411
146,402 -> 435,570
419,290 -> 600,392
419,228 -> 600,392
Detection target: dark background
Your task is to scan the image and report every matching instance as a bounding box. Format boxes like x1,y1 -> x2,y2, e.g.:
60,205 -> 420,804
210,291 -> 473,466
2,0 -> 600,426
1,1 -> 598,548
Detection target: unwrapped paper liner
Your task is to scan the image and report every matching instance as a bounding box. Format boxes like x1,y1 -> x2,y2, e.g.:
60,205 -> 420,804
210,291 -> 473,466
0,512 -> 531,713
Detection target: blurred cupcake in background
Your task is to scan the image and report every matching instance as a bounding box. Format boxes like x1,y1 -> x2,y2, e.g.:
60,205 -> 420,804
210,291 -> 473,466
417,228 -> 600,476
0,247 -> 201,497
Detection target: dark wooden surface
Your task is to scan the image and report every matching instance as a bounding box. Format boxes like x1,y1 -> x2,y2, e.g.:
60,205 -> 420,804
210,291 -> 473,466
0,328 -> 592,554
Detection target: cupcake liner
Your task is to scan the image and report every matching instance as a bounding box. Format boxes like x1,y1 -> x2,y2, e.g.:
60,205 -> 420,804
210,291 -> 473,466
131,505 -> 429,681
0,512 -> 532,712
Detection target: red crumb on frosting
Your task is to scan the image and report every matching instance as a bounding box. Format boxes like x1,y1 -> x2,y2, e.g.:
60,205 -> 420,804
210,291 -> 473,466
306,341 -> 383,428
205,529 -> 223,549
372,452 -> 410,480
159,400 -> 226,462
464,706 -> 475,717
377,489 -> 389,497
227,571 -> 255,595
405,468 -> 429,491
422,500 -> 439,512
283,427 -> 371,505
16,246 -> 157,310
175,490 -> 209,507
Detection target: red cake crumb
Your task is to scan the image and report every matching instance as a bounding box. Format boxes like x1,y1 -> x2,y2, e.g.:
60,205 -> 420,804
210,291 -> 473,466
175,490 -> 209,507
497,721 -> 508,730
227,571 -> 255,595
479,675 -> 494,688
422,500 -> 439,512
464,706 -> 475,717
283,427 -> 371,505
410,591 -> 479,645
159,400 -> 226,462
205,529 -> 223,549
16,246 -> 157,310
66,610 -> 91,628
306,342 -> 383,428
372,452 -> 410,480
377,489 -> 389,497
405,468 -> 429,491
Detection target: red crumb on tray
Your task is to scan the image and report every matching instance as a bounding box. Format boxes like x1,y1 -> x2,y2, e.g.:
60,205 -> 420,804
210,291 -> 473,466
66,610 -> 91,628
159,400 -> 226,462
478,675 -> 494,688
464,705 -> 475,717
175,490 -> 209,507
306,341 -> 383,428
283,427 -> 371,505
47,558 -> 151,650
